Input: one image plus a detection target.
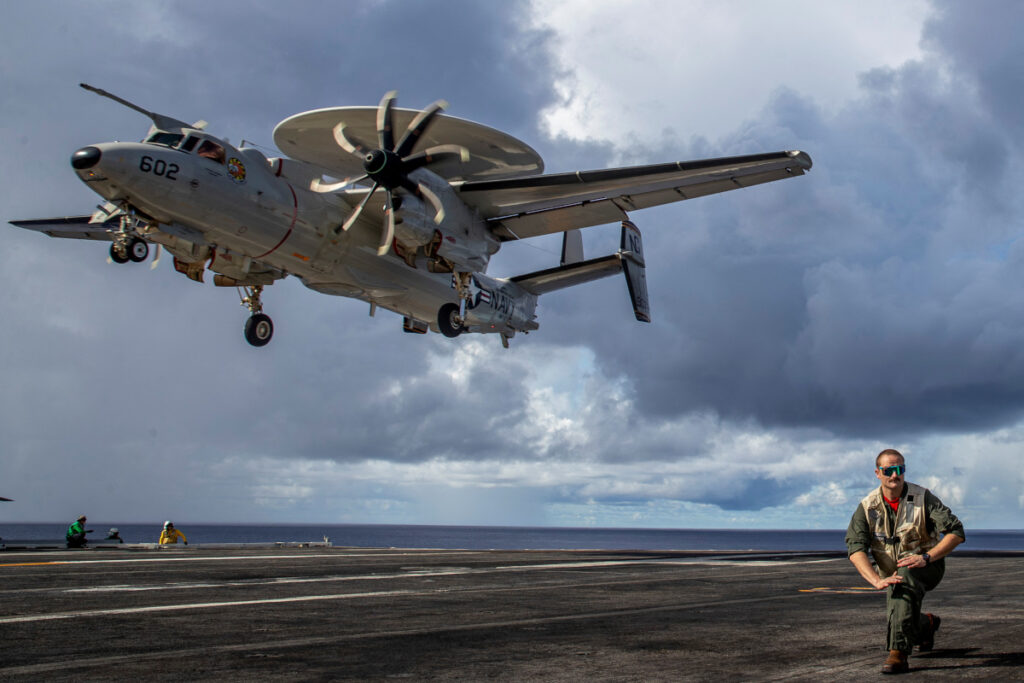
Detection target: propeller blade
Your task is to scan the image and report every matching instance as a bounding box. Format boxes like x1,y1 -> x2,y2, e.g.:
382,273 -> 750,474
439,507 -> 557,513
150,243 -> 161,270
377,193 -> 396,256
395,99 -> 448,157
416,183 -> 446,225
339,182 -> 381,233
377,90 -> 397,152
332,122 -> 373,158
403,144 -> 470,172
311,174 -> 369,193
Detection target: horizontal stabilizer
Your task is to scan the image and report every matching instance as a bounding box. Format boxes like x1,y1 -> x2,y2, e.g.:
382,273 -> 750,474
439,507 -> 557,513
8,216 -> 116,241
511,221 -> 650,322
511,254 -> 622,296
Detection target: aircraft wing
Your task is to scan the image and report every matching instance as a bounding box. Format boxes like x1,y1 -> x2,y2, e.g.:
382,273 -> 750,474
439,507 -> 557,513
456,150 -> 811,240
9,216 -> 116,241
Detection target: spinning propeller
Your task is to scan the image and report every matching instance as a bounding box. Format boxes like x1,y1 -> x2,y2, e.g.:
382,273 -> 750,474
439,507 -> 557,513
317,92 -> 469,255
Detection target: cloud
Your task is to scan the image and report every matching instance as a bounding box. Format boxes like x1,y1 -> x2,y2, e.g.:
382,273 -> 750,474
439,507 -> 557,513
3,1 -> 1024,530
532,0 -> 929,144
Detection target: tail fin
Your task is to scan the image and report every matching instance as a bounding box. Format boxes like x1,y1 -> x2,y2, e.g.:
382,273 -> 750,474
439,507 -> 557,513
620,221 -> 650,322
561,229 -> 584,265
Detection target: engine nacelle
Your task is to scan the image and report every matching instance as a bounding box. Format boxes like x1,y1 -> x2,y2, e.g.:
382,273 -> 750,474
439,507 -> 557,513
412,169 -> 499,273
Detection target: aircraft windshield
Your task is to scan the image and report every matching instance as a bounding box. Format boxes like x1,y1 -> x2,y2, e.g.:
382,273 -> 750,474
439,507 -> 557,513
146,131 -> 184,147
196,139 -> 226,164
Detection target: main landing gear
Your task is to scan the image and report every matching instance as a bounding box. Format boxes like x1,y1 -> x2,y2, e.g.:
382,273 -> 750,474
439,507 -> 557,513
437,272 -> 472,338
437,302 -> 464,338
240,285 -> 273,347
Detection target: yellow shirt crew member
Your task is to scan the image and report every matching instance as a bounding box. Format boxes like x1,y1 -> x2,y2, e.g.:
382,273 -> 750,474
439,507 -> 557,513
159,521 -> 188,545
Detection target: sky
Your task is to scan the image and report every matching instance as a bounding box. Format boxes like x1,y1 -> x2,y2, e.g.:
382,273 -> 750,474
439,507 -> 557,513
3,0 -> 1024,531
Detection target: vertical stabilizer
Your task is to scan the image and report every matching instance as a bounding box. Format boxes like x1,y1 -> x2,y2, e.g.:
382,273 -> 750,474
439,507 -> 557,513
561,229 -> 584,265
620,221 -> 650,322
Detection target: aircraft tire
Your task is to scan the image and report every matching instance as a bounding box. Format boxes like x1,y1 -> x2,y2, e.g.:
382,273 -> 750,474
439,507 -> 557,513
438,303 -> 464,338
244,313 -> 274,347
109,244 -> 130,264
127,238 -> 149,263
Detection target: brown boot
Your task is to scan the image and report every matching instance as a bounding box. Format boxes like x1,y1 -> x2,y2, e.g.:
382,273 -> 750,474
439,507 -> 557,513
918,613 -> 941,652
882,649 -> 909,674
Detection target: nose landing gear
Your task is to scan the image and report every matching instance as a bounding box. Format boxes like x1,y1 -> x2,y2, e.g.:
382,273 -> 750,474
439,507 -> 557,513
108,207 -> 151,265
240,285 -> 273,347
109,237 -> 149,264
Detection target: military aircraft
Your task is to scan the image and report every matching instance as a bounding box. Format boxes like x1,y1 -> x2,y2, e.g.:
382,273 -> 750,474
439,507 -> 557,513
10,84 -> 811,347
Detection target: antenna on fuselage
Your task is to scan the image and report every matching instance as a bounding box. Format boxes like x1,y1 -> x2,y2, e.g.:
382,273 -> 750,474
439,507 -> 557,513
79,83 -> 206,131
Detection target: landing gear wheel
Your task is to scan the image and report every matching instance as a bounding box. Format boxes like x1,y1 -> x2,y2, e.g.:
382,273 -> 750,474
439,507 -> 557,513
109,243 -> 129,264
127,238 -> 149,262
244,313 -> 274,347
438,303 -> 464,338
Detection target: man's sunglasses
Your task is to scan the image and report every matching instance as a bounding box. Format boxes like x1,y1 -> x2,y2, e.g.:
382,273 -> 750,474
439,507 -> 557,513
879,464 -> 906,477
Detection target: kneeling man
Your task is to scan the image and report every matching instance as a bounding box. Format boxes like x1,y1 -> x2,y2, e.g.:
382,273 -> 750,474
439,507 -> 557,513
845,448 -> 965,674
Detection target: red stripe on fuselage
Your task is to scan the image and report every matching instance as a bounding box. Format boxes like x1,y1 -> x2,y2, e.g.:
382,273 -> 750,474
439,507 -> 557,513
254,183 -> 298,259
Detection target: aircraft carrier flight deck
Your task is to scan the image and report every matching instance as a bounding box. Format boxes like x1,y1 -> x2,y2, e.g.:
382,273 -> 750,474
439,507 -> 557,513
1,545 -> 1022,680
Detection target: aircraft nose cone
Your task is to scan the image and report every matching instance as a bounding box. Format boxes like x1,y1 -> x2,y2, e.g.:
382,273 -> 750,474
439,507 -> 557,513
71,146 -> 102,170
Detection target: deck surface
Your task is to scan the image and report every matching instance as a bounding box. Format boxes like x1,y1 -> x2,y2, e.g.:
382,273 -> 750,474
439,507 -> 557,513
1,547 -> 1022,680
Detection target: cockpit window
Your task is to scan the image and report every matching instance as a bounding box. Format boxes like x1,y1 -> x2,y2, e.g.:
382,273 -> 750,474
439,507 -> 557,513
196,140 -> 226,164
180,136 -> 199,152
146,131 -> 184,147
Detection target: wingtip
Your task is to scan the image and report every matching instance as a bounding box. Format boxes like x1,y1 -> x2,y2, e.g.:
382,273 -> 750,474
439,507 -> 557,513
788,150 -> 812,170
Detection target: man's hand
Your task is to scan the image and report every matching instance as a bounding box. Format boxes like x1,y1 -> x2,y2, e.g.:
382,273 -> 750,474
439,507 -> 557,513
873,572 -> 903,590
897,554 -> 928,569
850,550 -> 899,590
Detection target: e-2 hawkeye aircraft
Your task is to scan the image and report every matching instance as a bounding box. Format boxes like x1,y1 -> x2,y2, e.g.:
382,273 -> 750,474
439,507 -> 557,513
10,84 -> 811,347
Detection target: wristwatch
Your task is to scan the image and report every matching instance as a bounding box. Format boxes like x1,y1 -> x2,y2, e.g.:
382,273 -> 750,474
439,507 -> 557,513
922,552 -> 931,566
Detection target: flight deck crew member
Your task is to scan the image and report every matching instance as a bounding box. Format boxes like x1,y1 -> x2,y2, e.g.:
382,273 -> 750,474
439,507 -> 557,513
105,528 -> 124,543
66,515 -> 92,548
158,521 -> 187,545
845,449 -> 965,674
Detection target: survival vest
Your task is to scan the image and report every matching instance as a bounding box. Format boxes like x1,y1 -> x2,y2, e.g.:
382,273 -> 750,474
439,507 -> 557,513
860,482 -> 938,576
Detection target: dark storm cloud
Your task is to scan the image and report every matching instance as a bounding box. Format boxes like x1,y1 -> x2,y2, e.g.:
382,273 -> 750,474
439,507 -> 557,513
923,0 -> 1024,152
536,5 -> 1024,441
0,0 -> 588,522
6,1 -> 1024,525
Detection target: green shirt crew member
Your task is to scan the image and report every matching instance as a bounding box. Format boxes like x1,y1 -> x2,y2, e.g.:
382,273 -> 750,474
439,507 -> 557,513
66,515 -> 92,548
845,448 -> 965,674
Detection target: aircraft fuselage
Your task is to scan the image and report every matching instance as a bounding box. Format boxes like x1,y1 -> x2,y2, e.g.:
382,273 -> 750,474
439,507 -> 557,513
72,133 -> 535,339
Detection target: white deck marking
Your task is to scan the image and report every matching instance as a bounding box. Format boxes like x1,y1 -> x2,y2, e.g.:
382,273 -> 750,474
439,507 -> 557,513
0,589 -> 419,624
0,556 -> 830,624
0,550 -> 482,568
58,557 -> 832,593
0,591 -> 807,675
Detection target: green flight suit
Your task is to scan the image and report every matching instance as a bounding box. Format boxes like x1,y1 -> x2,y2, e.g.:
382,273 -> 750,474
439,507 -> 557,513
66,520 -> 87,548
845,483 -> 965,652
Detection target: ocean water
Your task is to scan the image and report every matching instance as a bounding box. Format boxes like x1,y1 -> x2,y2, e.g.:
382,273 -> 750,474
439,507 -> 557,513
3,523 -> 1024,551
